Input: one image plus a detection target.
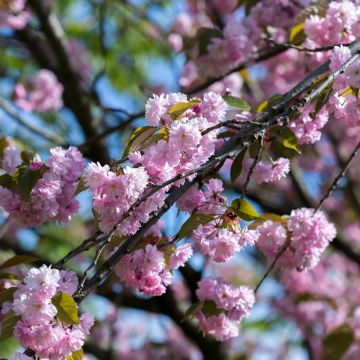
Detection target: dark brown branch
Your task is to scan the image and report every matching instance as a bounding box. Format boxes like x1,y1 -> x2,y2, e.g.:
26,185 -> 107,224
71,40 -> 360,302
186,45 -> 289,94
17,1 -> 110,163
100,287 -> 229,360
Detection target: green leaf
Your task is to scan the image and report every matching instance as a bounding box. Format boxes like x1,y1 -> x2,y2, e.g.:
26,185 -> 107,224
177,213 -> 215,240
350,87 -> 359,98
0,174 -> 14,188
222,95 -> 251,112
52,292 -> 80,325
270,127 -> 301,154
169,100 -> 201,120
75,178 -> 88,196
263,213 -> 286,223
230,149 -> 247,184
257,100 -> 268,113
237,0 -> 259,15
0,288 -> 17,309
248,140 -> 260,158
122,126 -> 158,158
0,137 -> 9,163
196,27 -> 223,56
182,301 -> 204,322
289,22 -> 306,45
281,128 -> 302,154
0,311 -> 20,341
163,245 -> 175,268
295,1 -> 328,24
20,150 -> 35,165
231,199 -> 264,221
248,213 -> 284,230
271,140 -> 299,159
0,255 -> 38,271
320,324 -> 354,360
66,349 -> 83,360
257,94 -> 283,113
0,273 -> 19,281
294,292 -> 337,309
16,168 -> 41,199
314,86 -> 332,115
202,300 -> 224,317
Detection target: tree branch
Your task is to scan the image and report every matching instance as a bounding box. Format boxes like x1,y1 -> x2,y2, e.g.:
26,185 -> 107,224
0,96 -> 63,144
17,0 -> 110,163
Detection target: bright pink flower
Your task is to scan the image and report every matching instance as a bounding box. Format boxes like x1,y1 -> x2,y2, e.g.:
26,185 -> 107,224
4,265 -> 93,359
287,208 -> 336,270
330,46 -> 351,71
195,277 -> 255,340
252,157 -> 290,183
116,244 -> 172,297
169,243 -> 193,269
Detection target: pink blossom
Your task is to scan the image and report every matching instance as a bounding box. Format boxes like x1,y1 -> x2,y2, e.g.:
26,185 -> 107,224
167,33 -> 183,52
330,46 -> 351,71
194,277 -> 255,340
116,244 -> 172,296
289,107 -> 329,144
196,312 -> 239,341
2,146 -> 22,175
3,265 -> 93,359
15,70 -> 63,112
257,208 -> 336,270
0,0 -> 30,29
169,243 -> 193,269
0,146 -> 84,227
347,60 -> 360,88
287,208 -> 336,270
256,220 -> 288,259
252,157 -> 290,183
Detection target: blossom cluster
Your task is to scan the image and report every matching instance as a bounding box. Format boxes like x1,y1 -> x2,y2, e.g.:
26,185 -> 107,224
169,0 -> 309,85
0,145 -> 84,226
277,253 -> 360,358
14,69 -> 64,112
116,243 -> 193,297
304,1 -> 360,46
85,92 -> 226,238
1,265 -> 94,359
0,0 -> 30,30
257,207 -> 336,270
178,179 -> 259,262
248,157 -> 290,183
194,277 -> 255,341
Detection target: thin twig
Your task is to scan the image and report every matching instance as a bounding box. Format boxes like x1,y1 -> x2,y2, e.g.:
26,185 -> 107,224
316,139 -> 360,212
22,41 -> 360,309
186,45 -> 288,94
240,133 -> 264,200
76,235 -> 112,293
78,111 -> 144,152
264,37 -> 343,53
54,233 -> 108,268
0,96 -> 63,144
254,241 -> 289,294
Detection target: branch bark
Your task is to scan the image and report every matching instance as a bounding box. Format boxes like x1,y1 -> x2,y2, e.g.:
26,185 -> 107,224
16,0 -> 110,164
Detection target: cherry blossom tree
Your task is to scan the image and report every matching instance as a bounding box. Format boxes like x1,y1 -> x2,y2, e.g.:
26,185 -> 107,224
0,0 -> 360,359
